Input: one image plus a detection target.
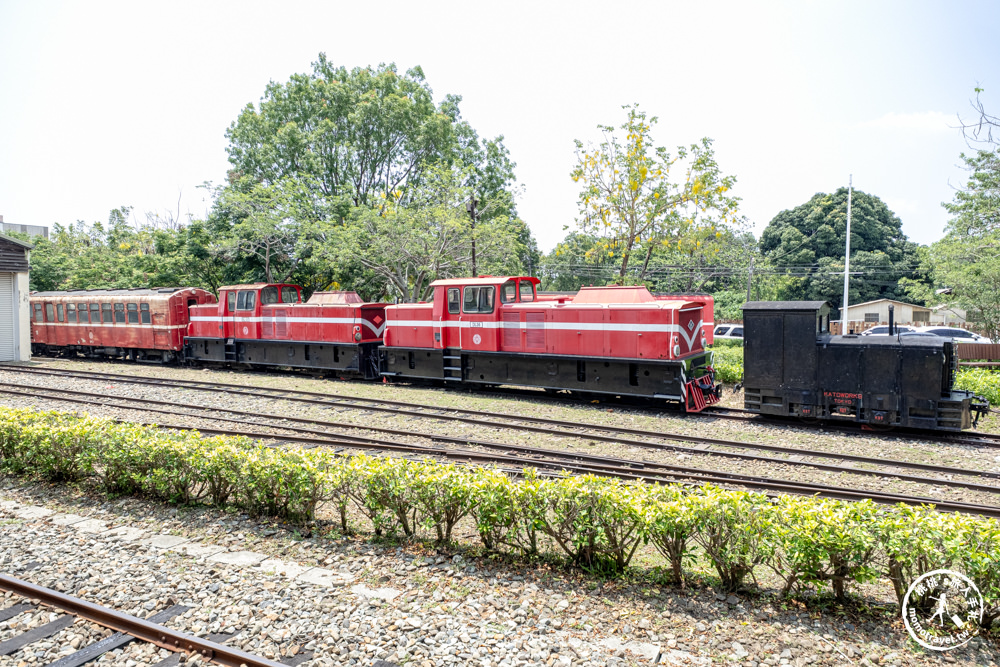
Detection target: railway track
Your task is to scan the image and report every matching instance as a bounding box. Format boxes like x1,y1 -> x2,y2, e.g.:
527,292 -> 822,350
3,369 -> 1000,518
12,362 -> 1000,449
0,573 -> 306,666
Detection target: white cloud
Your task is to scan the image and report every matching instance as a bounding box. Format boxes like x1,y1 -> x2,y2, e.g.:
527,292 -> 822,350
856,111 -> 956,132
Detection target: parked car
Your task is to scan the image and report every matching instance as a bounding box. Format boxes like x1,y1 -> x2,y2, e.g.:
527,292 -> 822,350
860,325 -> 915,336
714,324 -> 744,341
916,326 -> 993,344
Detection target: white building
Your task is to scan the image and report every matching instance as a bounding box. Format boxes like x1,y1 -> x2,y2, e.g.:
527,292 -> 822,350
0,233 -> 33,362
843,298 -> 931,329
930,304 -> 969,325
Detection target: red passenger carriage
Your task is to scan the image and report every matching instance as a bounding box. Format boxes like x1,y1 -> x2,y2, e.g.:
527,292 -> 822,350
29,287 -> 216,362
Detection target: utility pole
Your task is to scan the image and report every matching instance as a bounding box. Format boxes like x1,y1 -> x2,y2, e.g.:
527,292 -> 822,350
466,196 -> 478,277
746,256 -> 755,302
841,175 -> 853,334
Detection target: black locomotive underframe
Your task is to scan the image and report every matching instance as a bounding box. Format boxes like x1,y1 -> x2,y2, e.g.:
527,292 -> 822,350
743,386 -> 977,431
381,346 -> 716,402
184,338 -> 382,379
31,343 -> 178,363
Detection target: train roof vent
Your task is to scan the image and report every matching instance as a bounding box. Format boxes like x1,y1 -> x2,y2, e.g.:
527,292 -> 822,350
572,285 -> 656,304
306,291 -> 364,305
157,288 -> 180,293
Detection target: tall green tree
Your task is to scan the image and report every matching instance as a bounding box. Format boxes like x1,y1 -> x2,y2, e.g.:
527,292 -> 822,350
571,104 -> 741,284
932,148 -> 1000,340
759,189 -> 927,310
312,165 -> 527,302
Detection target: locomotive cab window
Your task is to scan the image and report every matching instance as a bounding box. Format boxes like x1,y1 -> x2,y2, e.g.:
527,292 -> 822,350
236,290 -> 256,311
281,286 -> 299,303
127,303 -> 139,323
227,291 -> 237,312
114,303 -> 126,323
501,281 -> 517,304
140,303 -> 150,324
519,281 -> 535,302
463,286 -> 495,314
102,304 -> 113,324
66,304 -> 76,323
260,286 -> 279,305
447,288 -> 460,314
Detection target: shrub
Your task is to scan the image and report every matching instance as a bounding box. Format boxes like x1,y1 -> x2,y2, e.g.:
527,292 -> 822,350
708,343 -> 744,383
955,368 -> 1000,406
689,488 -> 777,592
642,484 -> 699,586
769,497 -> 880,600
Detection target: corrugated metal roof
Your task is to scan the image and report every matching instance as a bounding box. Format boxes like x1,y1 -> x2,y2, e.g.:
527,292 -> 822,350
742,301 -> 830,311
31,287 -> 189,297
0,233 -> 34,250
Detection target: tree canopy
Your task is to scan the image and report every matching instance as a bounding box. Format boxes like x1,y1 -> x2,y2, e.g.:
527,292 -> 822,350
570,104 -> 742,284
759,189 -> 927,310
930,148 -> 1000,340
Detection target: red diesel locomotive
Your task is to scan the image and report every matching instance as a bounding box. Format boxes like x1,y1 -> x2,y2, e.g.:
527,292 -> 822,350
29,276 -> 722,412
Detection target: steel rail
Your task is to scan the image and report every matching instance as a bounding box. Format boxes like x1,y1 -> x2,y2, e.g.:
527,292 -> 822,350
0,574 -> 286,667
12,364 -> 1000,449
4,369 -> 1000,483
6,383 -> 1000,497
4,384 -> 1000,518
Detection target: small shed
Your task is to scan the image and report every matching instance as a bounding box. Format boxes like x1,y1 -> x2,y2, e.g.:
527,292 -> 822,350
0,233 -> 33,362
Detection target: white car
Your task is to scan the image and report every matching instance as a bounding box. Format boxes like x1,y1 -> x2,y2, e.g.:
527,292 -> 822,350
713,324 -> 743,341
915,326 -> 993,344
860,325 -> 915,336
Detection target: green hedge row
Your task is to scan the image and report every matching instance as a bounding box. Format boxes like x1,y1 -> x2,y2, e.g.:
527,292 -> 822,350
1,407 -> 998,626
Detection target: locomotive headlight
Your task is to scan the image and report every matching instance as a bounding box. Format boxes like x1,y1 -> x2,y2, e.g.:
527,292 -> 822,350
673,344 -> 680,356
353,325 -> 362,341
701,335 -> 707,348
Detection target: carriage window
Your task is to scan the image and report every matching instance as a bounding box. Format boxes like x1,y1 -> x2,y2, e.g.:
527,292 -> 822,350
227,291 -> 236,312
236,291 -> 256,311
447,288 -> 460,314
56,304 -> 64,322
114,303 -> 126,323
66,304 -> 76,323
260,286 -> 279,304
90,304 -> 100,323
102,304 -> 113,324
127,303 -> 139,323
500,281 -> 517,304
140,303 -> 151,324
45,304 -> 54,322
78,303 -> 89,324
463,286 -> 495,314
519,281 -> 535,302
281,286 -> 299,303
33,304 -> 43,322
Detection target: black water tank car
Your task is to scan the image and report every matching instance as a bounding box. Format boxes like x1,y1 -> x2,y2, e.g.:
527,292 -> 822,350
741,301 -> 988,431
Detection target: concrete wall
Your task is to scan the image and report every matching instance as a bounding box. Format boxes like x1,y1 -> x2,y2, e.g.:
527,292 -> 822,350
16,268 -> 30,361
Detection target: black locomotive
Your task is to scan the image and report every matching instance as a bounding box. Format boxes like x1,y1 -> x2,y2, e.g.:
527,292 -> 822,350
741,301 -> 989,431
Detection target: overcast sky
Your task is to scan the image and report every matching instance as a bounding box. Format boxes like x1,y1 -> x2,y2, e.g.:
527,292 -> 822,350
1,0 -> 997,252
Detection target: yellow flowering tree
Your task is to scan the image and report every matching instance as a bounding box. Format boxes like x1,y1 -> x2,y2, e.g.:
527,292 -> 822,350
571,104 -> 741,283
